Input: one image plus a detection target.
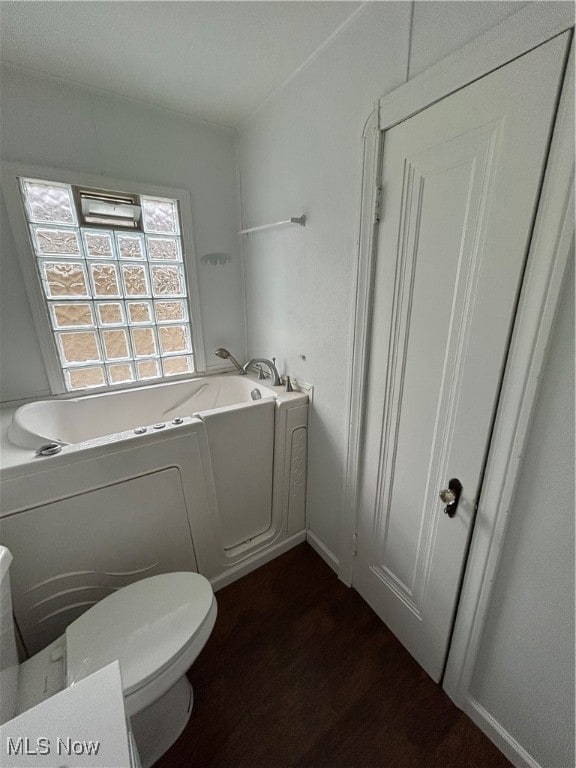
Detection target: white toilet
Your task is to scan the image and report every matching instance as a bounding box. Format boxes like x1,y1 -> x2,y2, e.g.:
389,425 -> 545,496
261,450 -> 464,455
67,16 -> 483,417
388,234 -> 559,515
0,545 -> 217,767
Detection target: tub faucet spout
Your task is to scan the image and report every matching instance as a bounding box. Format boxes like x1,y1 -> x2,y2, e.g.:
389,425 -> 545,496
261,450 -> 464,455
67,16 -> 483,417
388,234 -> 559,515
242,358 -> 281,386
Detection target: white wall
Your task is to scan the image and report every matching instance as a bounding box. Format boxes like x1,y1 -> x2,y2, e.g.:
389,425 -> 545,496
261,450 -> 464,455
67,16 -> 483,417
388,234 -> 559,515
470,255 -> 575,768
0,65 -> 245,402
238,1 -> 411,560
238,0 -> 524,559
408,0 -> 527,77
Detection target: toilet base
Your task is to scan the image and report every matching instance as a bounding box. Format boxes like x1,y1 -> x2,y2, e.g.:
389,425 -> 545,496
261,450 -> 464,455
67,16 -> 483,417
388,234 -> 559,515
130,675 -> 194,768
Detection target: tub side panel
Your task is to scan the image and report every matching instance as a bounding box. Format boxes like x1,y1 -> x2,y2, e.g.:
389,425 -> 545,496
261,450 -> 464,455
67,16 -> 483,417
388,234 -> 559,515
0,429 -> 213,655
3,468 -> 198,655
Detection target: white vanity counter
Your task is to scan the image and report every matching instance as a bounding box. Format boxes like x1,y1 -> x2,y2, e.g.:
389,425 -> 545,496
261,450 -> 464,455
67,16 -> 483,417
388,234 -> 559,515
0,661 -> 138,767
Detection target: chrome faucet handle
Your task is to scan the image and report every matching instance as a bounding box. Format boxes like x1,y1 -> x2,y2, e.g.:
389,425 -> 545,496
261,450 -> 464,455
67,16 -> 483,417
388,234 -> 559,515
257,365 -> 265,380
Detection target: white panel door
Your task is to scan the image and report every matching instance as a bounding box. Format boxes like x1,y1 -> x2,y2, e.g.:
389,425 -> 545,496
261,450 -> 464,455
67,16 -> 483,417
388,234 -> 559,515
354,34 -> 569,682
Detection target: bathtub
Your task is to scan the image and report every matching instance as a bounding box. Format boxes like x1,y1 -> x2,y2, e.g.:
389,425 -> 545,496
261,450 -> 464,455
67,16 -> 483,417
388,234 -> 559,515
0,374 -> 309,655
8,375 -> 284,450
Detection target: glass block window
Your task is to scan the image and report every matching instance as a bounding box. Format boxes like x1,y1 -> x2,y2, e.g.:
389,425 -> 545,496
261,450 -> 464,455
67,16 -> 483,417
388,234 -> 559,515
20,178 -> 195,391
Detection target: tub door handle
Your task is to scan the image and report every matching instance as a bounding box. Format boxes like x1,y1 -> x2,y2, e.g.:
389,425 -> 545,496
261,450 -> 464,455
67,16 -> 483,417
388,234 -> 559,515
35,442 -> 63,456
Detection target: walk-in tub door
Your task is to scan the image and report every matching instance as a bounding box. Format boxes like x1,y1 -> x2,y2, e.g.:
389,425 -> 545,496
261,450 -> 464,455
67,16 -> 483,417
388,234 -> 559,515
198,399 -> 275,552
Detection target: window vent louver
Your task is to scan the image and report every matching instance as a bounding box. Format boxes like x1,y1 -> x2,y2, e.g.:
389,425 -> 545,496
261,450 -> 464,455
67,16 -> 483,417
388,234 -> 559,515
78,188 -> 141,229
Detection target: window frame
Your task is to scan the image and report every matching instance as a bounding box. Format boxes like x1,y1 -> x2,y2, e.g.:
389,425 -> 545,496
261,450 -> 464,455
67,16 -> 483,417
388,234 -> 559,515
2,163 -> 207,395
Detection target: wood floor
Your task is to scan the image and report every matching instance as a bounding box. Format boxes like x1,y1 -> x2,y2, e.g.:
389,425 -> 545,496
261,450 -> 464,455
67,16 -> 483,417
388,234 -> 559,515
157,543 -> 511,768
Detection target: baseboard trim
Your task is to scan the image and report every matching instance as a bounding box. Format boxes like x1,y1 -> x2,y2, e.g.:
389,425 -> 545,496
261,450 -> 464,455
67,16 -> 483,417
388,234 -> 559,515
306,529 -> 339,573
465,698 -> 543,768
210,530 -> 306,591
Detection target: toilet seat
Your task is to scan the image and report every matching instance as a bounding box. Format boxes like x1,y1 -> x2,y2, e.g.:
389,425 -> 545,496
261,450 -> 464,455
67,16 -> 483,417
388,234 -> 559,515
66,572 -> 215,698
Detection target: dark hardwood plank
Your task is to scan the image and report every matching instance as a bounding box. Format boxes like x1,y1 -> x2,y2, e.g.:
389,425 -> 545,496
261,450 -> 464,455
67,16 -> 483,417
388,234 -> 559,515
156,543 -> 511,768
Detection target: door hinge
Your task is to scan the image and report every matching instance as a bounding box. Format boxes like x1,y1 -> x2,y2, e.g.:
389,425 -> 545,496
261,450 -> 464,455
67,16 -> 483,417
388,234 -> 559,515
352,532 -> 358,556
373,186 -> 383,223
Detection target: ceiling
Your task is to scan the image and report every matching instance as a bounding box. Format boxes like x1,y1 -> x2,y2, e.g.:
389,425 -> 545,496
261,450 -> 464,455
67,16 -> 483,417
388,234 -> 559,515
0,1 -> 363,128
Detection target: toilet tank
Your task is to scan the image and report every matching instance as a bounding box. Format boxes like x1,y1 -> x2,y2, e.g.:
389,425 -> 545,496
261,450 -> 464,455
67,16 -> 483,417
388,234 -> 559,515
0,546 -> 20,724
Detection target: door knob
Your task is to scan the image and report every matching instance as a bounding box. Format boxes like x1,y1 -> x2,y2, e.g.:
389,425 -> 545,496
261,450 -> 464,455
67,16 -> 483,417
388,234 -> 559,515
439,478 -> 462,517
439,488 -> 456,505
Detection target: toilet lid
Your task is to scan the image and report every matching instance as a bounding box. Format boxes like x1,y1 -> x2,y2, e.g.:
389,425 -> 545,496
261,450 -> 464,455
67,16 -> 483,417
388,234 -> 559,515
65,572 -> 214,695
